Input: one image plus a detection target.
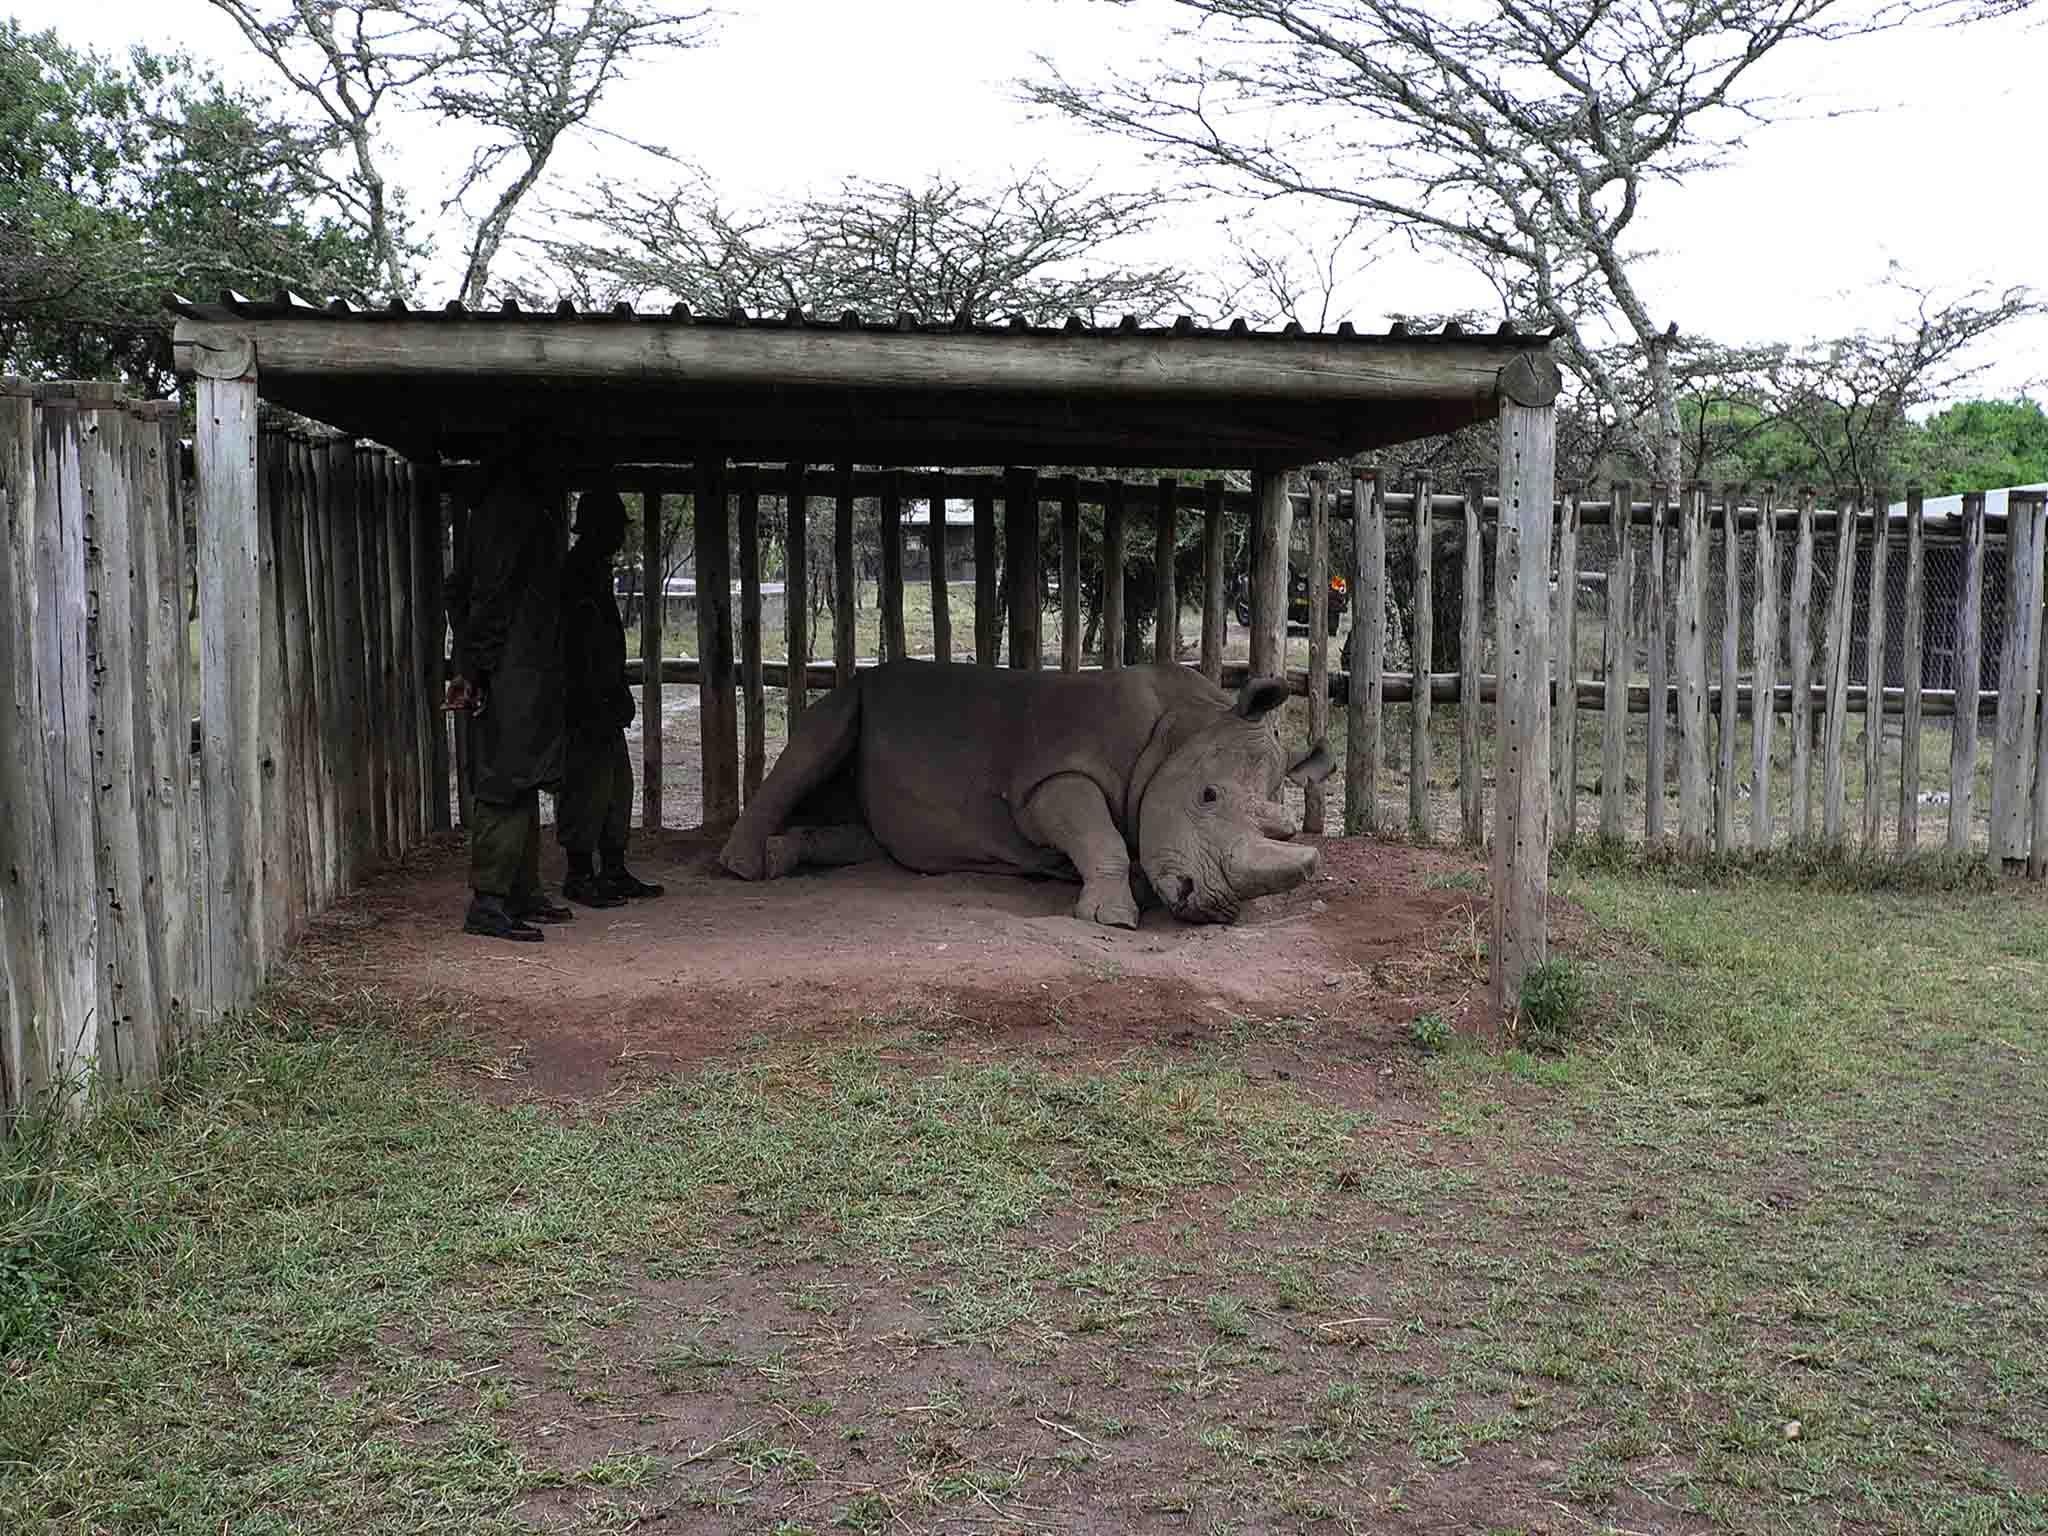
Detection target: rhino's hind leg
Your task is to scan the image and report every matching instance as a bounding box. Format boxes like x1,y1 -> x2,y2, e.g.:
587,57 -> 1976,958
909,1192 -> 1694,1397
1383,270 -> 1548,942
719,681 -> 862,879
765,825 -> 883,878
1017,774 -> 1140,929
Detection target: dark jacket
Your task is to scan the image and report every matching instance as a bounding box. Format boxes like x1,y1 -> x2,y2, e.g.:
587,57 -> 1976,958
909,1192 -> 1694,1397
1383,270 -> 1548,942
455,473 -> 566,801
562,538 -> 635,734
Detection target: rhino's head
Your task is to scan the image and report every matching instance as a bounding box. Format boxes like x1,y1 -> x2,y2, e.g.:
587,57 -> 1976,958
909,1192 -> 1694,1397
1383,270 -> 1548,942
1137,677 -> 1336,924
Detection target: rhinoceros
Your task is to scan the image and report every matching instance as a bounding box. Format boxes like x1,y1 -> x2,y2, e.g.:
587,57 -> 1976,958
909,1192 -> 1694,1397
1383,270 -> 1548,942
717,659 -> 1334,926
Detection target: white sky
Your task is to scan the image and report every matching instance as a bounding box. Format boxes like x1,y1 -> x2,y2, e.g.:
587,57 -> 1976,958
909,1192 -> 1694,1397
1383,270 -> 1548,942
11,0 -> 2047,397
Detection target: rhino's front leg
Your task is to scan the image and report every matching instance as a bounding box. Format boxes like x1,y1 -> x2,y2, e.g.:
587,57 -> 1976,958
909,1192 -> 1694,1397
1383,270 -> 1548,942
1017,774 -> 1140,929
720,681 -> 861,879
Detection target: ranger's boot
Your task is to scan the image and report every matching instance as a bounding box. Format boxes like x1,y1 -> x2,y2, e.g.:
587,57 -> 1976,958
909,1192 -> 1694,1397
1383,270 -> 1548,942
464,891 -> 543,943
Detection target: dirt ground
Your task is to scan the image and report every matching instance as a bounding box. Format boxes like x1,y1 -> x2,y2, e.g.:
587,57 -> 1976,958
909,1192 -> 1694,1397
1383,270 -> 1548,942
330,831 -> 1496,1104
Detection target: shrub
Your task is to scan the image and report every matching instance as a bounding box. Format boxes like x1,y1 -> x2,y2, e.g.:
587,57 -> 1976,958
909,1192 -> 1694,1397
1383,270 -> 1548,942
1517,959 -> 1585,1051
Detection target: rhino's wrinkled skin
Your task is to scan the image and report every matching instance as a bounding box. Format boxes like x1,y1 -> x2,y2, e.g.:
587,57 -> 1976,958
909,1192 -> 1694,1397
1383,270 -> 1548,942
717,660 -> 1333,927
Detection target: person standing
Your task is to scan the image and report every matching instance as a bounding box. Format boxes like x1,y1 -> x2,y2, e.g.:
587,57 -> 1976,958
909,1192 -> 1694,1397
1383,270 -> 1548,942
558,489 -> 665,906
446,433 -> 572,942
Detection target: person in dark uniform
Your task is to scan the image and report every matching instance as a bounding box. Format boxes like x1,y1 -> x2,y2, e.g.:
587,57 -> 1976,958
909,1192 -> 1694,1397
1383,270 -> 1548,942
557,489 -> 664,906
446,432 -> 573,942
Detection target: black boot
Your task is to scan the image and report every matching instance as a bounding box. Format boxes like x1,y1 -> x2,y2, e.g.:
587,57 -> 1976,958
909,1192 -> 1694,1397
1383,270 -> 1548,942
464,892 -> 543,943
516,891 -> 577,923
600,847 -> 664,900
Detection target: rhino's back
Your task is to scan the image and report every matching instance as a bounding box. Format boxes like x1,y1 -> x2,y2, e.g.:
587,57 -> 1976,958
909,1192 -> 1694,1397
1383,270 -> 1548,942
851,660 -> 1211,875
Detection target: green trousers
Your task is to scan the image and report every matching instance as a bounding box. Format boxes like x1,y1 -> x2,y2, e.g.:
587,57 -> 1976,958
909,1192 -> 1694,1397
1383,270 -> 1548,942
469,789 -> 541,901
558,726 -> 633,855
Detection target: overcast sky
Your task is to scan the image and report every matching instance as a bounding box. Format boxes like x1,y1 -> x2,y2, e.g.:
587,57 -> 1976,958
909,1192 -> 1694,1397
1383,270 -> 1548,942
11,0 -> 2046,397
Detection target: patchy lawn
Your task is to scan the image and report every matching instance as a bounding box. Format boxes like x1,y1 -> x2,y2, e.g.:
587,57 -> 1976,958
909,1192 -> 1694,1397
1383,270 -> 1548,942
4,852 -> 2045,1535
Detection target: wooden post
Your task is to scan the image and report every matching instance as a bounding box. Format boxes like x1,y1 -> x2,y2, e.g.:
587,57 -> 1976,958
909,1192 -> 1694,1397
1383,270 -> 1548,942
640,484 -> 664,830
83,395 -> 158,1085
974,484 -> 997,667
1305,469 -> 1330,834
880,469 -> 906,663
1249,469 -> 1291,679
1675,483 -> 1711,858
195,350 -> 264,1013
737,467 -> 766,800
137,403 -> 195,1048
697,457 -> 739,827
1750,487 -> 1780,852
1102,480 -> 1126,671
356,445 -> 387,863
0,380 -> 47,1110
418,463 -> 449,836
1459,473 -> 1486,846
258,430 -> 299,937
1059,475 -> 1082,672
833,462 -> 856,686
1347,468 -> 1385,836
1005,466 -> 1041,669
1645,485 -> 1670,846
329,437 -> 369,869
1409,472 -> 1435,841
29,392 -> 101,1087
1554,482 -> 1582,846
786,464 -> 809,722
385,456 -> 415,855
1822,493 -> 1859,849
1200,480 -> 1226,685
1991,492 -> 2045,865
273,431 -> 315,928
1490,394 -> 1555,1015
1788,489 -> 1817,842
1863,488 -> 1892,854
1154,475 -> 1179,665
1949,492 -> 1987,853
1898,488 -> 1926,854
1715,486 -> 1740,856
1599,481 -> 1634,845
927,489 -> 951,664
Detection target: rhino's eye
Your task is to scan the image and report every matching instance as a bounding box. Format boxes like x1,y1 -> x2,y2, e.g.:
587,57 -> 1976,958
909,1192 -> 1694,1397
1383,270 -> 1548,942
1200,785 -> 1219,805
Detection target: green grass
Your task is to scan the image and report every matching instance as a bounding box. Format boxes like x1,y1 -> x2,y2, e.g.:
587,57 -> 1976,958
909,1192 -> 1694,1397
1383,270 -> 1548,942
5,866 -> 2046,1533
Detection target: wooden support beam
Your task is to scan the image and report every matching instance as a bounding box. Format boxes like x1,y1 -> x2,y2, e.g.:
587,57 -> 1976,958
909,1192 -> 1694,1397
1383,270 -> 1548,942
1490,397 -> 1554,1015
833,461 -> 856,686
737,466 -> 765,801
1788,489 -> 1817,842
1006,466 -> 1041,668
1154,475 -> 1179,665
1750,486 -> 1779,852
356,446 -> 387,862
1599,481 -> 1634,846
1102,480 -> 1126,671
1554,482 -> 1582,846
1059,475 -> 1082,672
1822,493 -> 1859,849
880,469 -> 905,664
1460,472 -> 1486,846
1305,469 -> 1330,834
1250,468 -> 1291,678
258,431 -> 298,935
640,484 -> 664,829
1862,486 -> 1891,854
1409,471 -> 1435,841
1898,488 -> 1925,854
696,457 -> 739,826
974,486 -> 997,667
1200,479 -> 1226,685
1714,486 -> 1739,855
196,354 -> 264,1013
927,489 -> 951,664
0,380 -> 47,1110
386,455 -> 415,855
330,438 -> 372,863
1645,485 -> 1670,847
417,462 -> 449,836
1674,483 -> 1710,858
1991,491 -> 2044,864
138,403 -> 196,1048
785,463 -> 809,722
1949,492 -> 1986,852
1348,468 -> 1385,836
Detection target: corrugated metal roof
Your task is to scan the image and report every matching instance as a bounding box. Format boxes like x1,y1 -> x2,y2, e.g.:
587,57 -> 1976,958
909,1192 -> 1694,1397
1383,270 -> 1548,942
166,289 -> 1556,348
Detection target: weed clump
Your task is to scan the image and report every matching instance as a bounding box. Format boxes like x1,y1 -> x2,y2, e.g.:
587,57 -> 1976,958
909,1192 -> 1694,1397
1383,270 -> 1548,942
1517,959 -> 1585,1052
1409,1012 -> 1453,1053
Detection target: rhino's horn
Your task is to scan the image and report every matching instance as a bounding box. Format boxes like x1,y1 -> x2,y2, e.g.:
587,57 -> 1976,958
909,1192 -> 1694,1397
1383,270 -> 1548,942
1228,838 -> 1319,900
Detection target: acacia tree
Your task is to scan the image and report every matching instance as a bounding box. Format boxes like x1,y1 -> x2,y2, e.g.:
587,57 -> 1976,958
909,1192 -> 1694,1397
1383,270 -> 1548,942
204,0 -> 709,304
1027,0 -> 2032,489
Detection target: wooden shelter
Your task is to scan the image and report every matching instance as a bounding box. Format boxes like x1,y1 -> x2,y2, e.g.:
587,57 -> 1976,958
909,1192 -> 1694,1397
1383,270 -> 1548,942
166,294 -> 1563,1022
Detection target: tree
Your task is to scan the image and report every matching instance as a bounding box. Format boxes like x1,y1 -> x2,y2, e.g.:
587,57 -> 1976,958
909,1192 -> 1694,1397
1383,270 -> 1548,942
1,23 -> 377,389
535,168 -> 1187,324
1027,0 -> 2031,489
1902,397 -> 2048,494
203,0 -> 710,304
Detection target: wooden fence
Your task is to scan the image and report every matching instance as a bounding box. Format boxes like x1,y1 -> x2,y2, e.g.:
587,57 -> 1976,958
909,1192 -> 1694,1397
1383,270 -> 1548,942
1,380 -> 445,1117
612,468 -> 2046,873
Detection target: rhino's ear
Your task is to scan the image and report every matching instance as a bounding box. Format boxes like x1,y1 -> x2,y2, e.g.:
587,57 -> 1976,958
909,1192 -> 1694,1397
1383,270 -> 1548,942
1233,676 -> 1290,720
1286,741 -> 1336,786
